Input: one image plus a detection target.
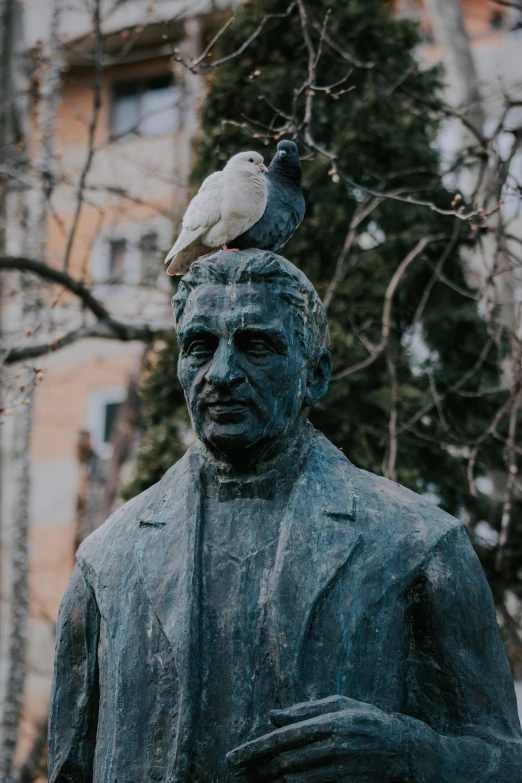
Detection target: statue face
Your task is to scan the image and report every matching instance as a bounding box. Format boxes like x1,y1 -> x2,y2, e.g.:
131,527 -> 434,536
177,282 -> 311,458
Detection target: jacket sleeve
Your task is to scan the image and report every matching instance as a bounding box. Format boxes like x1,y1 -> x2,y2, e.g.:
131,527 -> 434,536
399,523 -> 522,781
48,562 -> 100,783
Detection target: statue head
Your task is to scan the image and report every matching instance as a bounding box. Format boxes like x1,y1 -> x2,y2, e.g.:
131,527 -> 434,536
173,249 -> 331,465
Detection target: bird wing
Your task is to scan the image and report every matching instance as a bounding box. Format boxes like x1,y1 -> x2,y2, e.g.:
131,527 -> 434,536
232,177 -> 305,252
165,172 -> 223,264
205,168 -> 267,247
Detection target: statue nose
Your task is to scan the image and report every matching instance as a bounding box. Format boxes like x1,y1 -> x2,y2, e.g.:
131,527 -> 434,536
206,340 -> 243,387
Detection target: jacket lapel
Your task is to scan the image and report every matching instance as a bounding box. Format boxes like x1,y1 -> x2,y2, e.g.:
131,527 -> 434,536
134,444 -> 203,782
267,435 -> 360,705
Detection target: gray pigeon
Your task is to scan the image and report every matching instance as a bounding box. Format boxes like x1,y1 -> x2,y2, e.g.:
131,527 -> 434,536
231,140 -> 305,252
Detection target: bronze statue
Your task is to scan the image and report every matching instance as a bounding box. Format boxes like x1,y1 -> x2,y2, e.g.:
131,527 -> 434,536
49,250 -> 522,782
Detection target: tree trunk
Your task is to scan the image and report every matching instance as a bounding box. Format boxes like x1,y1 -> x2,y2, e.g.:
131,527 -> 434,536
1,400 -> 33,783
17,717 -> 47,783
423,0 -> 484,136
0,0 -> 16,681
0,1 -> 62,777
0,0 -> 20,777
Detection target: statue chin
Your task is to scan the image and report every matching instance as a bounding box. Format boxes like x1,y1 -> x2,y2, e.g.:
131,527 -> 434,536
197,408 -> 309,466
193,405 -> 270,459
199,423 -> 265,460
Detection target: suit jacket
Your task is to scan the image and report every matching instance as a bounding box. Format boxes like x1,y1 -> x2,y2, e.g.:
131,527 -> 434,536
48,431 -> 522,782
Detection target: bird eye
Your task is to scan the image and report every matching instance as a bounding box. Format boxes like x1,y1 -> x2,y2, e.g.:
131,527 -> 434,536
249,158 -> 254,162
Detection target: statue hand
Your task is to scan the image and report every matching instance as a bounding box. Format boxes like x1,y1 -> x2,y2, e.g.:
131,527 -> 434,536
226,695 -> 410,782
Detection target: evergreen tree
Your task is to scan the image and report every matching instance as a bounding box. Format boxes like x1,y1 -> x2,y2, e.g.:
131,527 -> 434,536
125,332 -> 189,494
127,0 -> 520,659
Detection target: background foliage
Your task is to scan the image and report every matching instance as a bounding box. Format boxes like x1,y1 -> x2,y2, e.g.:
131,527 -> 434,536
127,0 -> 519,653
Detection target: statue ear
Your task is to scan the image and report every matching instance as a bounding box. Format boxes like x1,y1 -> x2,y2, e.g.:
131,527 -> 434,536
304,348 -> 332,407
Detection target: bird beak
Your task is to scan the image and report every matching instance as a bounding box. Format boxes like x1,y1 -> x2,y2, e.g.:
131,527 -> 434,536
257,162 -> 269,172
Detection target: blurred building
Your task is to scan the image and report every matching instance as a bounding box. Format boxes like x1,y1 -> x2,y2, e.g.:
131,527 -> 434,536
0,0 -> 520,774
0,0 -> 240,771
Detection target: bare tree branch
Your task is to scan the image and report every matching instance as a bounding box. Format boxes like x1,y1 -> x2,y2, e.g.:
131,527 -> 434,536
322,195 -> 381,310
496,305 -> 522,573
389,338 -> 494,448
0,256 -> 172,364
332,235 -> 446,380
3,319 -> 171,365
497,383 -> 522,571
62,0 -> 103,271
496,598 -> 522,680
339,173 -> 501,222
317,26 -> 487,147
173,2 -> 297,75
0,255 -> 120,327
383,343 -> 399,481
409,223 -> 461,337
467,397 -> 513,496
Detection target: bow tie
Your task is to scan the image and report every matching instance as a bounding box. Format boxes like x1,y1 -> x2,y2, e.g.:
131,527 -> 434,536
217,472 -> 277,502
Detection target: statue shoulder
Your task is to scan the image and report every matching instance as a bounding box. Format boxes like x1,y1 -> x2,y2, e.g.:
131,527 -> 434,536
356,465 -> 457,523
76,450 -> 191,570
312,433 -> 462,554
353,463 -> 462,555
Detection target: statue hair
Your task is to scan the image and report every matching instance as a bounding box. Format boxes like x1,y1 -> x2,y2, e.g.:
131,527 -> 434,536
172,251 -> 329,356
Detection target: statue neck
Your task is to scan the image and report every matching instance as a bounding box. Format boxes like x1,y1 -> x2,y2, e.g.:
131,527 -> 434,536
201,420 -> 314,479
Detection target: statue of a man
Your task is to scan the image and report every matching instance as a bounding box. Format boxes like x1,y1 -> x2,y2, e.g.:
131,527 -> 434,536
49,250 -> 522,782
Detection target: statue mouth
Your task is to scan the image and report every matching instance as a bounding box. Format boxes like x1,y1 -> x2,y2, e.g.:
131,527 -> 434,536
207,401 -> 251,417
205,398 -> 250,421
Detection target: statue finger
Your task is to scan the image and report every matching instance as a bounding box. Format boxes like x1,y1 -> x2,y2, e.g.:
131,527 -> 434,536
255,737 -> 405,783
279,766 -> 374,783
228,770 -> 249,783
252,741 -> 350,781
269,695 -> 363,728
226,716 -> 335,769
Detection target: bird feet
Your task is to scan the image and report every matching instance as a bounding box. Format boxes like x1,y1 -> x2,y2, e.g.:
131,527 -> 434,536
222,244 -> 240,253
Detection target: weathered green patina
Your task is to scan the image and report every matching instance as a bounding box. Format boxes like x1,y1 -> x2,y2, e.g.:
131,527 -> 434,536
49,250 -> 522,782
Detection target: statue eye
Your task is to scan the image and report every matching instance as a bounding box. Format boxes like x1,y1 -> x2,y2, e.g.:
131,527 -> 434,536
236,330 -> 285,358
241,337 -> 272,357
185,335 -> 216,358
250,340 -> 268,352
188,342 -> 208,356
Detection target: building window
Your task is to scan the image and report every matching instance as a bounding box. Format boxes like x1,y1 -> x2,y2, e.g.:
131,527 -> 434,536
108,238 -> 127,281
87,387 -> 127,458
111,74 -> 179,138
103,401 -> 122,444
139,231 -> 159,285
490,10 -> 504,29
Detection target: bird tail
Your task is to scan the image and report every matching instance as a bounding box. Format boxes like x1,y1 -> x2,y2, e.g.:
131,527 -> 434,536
164,226 -> 206,268
166,241 -> 213,276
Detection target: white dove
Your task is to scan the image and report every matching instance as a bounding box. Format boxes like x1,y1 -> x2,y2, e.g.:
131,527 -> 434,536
165,151 -> 268,275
